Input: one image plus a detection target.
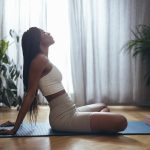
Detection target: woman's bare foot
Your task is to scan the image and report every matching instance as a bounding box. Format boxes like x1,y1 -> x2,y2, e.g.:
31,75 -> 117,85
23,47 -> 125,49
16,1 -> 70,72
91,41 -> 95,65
100,107 -> 110,112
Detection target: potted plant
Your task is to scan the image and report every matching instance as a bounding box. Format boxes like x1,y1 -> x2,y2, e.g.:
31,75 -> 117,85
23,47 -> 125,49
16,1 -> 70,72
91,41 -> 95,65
0,35 -> 22,108
123,25 -> 150,86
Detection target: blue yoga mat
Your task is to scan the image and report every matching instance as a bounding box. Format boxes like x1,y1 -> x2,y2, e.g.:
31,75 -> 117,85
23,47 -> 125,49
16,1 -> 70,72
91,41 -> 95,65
0,121 -> 150,138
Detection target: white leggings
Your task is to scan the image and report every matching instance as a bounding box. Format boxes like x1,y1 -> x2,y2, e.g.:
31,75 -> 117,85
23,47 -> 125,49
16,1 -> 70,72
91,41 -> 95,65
49,93 -> 101,132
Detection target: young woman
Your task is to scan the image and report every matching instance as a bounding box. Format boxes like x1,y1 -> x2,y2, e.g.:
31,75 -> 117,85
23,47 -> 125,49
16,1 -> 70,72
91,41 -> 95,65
0,27 -> 127,135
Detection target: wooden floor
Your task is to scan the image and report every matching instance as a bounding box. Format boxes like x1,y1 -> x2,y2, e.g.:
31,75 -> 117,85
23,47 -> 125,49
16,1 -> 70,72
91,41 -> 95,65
0,106 -> 150,150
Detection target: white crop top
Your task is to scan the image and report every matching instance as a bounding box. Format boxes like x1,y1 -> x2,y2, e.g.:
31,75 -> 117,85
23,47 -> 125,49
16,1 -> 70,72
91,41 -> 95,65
38,64 -> 64,96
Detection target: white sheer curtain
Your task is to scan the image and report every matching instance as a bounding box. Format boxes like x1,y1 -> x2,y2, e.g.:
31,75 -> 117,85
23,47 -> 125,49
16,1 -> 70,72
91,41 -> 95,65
1,0 -> 48,99
69,0 -> 150,106
1,0 -> 72,102
2,0 -> 150,106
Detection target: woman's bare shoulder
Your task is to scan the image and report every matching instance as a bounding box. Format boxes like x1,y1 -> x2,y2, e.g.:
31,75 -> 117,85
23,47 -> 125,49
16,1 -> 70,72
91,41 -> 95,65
35,53 -> 49,62
30,54 -> 51,71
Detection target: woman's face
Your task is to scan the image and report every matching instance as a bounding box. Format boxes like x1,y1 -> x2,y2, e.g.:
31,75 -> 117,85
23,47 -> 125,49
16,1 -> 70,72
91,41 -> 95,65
40,30 -> 55,48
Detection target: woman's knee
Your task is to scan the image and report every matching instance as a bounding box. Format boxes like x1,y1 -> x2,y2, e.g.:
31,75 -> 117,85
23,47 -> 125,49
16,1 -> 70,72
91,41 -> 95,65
90,113 -> 127,132
114,115 -> 128,132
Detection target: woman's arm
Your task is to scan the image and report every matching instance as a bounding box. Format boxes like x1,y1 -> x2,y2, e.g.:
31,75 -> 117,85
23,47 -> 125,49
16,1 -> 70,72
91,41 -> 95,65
0,95 -> 35,135
12,93 -> 36,133
14,56 -> 47,133
0,92 -> 37,135
0,55 -> 47,135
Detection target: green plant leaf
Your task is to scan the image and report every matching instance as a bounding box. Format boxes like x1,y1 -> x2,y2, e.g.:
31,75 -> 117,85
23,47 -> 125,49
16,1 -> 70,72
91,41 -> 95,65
6,78 -> 17,89
0,40 -> 9,60
2,89 -> 11,107
2,54 -> 10,64
123,24 -> 150,87
0,35 -> 22,108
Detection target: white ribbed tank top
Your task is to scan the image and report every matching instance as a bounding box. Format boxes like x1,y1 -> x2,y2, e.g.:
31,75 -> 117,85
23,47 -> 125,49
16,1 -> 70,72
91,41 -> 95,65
38,64 -> 64,96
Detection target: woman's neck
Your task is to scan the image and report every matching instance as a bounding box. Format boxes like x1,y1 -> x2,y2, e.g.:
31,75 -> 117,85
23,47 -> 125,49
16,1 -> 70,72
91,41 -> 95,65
43,49 -> 48,56
41,46 -> 49,56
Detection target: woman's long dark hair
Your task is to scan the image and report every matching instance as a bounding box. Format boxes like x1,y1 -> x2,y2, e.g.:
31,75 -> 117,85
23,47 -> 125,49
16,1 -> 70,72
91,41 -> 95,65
21,27 -> 41,122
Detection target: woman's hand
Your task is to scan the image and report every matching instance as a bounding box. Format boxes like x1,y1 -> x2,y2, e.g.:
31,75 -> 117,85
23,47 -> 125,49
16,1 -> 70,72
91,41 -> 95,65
0,128 -> 16,135
0,121 -> 15,127
0,121 -> 16,135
